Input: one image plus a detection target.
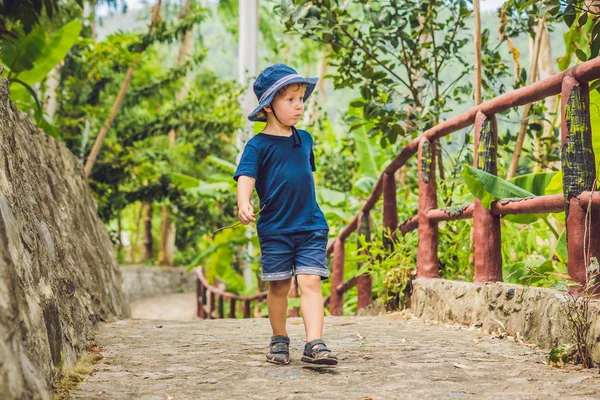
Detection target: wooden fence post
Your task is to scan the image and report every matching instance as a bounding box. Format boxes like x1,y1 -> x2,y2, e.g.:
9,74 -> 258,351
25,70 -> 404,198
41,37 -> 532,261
197,279 -> 206,319
357,211 -> 372,310
229,298 -> 236,319
473,111 -> 503,283
209,291 -> 215,319
244,300 -> 251,318
382,171 -> 398,249
218,295 -> 224,319
330,238 -> 345,316
417,138 -> 440,278
561,74 -> 600,291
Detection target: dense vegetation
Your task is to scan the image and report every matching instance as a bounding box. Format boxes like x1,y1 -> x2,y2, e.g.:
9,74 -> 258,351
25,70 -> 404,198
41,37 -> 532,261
1,0 -> 598,314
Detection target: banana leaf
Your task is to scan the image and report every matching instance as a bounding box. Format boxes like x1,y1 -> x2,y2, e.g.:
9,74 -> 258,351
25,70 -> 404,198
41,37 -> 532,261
16,20 -> 82,86
462,165 -> 556,224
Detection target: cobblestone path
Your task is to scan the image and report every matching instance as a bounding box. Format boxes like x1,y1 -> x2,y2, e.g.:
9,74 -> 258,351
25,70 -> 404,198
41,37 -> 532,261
70,314 -> 600,399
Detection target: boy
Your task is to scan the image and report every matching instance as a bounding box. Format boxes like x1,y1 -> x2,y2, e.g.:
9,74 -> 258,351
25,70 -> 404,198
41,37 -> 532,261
234,64 -> 338,366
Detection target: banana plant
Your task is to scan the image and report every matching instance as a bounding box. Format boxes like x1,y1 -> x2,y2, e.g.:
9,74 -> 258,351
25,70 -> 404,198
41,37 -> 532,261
462,166 -> 566,268
346,101 -> 389,197
1,20 -> 82,108
170,155 -> 236,199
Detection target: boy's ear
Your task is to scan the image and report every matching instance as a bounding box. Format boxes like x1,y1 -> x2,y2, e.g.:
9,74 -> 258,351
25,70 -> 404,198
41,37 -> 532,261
263,104 -> 272,113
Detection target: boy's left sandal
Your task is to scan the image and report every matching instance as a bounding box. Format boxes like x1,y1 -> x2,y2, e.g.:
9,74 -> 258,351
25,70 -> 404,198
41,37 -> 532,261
300,339 -> 338,366
266,335 -> 290,365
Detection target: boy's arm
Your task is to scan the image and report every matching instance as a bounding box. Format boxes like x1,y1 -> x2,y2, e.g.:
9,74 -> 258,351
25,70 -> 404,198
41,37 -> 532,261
237,175 -> 256,224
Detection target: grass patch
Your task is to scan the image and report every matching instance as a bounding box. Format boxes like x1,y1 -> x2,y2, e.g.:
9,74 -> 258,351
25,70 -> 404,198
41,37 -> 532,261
54,345 -> 103,399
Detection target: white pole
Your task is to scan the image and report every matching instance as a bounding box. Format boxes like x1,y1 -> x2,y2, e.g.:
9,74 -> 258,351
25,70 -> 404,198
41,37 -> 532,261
238,0 -> 259,287
237,0 -> 259,157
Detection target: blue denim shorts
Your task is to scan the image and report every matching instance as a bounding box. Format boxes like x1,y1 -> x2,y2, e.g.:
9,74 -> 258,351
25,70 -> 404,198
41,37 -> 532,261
259,229 -> 329,281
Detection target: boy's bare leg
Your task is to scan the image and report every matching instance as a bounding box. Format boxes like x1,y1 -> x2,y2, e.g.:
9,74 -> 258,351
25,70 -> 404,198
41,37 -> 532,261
267,278 -> 292,336
296,274 -> 324,342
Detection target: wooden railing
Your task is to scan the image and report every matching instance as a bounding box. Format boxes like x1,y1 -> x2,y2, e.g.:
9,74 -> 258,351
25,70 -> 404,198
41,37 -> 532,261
196,57 -> 600,319
195,267 -> 268,319
326,57 -> 600,316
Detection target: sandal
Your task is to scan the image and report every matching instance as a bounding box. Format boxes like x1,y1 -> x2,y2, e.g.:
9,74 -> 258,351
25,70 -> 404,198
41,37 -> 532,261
301,338 -> 338,365
266,335 -> 290,365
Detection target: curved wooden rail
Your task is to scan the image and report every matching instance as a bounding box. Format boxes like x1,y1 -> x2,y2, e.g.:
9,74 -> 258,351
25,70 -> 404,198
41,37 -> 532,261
326,56 -> 600,315
195,266 -> 268,319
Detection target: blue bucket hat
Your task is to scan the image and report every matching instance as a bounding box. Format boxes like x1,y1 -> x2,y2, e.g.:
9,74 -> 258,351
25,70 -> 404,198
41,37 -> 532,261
248,64 -> 319,122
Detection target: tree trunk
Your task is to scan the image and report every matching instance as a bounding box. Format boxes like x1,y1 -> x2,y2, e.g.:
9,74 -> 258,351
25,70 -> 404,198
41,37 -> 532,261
44,65 -> 61,122
304,51 -> 328,126
86,1 -> 96,40
116,209 -> 123,255
159,0 -> 193,267
506,16 -> 545,180
141,201 -> 154,261
84,0 -> 162,178
537,21 -> 558,171
473,0 -> 482,106
130,201 -> 144,263
83,61 -> 138,177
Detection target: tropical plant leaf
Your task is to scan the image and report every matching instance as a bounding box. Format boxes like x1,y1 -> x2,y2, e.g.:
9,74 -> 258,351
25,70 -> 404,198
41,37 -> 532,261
0,25 -> 46,74
350,115 -> 378,178
170,172 -> 200,189
503,259 -> 553,285
16,20 -> 82,86
206,155 -> 236,174
462,165 -> 534,208
463,166 -> 560,224
320,204 -> 355,222
589,90 -> 600,160
553,229 -> 568,264
188,182 -> 231,197
316,186 -> 347,207
508,171 -> 556,196
545,171 -> 563,195
352,176 -> 377,196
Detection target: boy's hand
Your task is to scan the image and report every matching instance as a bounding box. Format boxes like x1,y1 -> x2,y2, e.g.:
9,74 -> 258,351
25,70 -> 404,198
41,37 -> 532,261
238,203 -> 256,225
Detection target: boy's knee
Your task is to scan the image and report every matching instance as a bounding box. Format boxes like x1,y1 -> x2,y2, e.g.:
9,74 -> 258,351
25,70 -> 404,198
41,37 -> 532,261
269,278 -> 292,295
297,275 -> 321,293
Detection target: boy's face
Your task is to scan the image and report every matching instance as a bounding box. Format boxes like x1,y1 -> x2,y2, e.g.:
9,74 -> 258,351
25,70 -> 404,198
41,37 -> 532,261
265,84 -> 306,126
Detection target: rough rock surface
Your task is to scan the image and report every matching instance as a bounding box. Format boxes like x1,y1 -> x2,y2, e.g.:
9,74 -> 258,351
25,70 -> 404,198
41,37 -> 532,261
411,278 -> 600,364
0,77 -> 130,399
120,265 -> 195,301
71,316 -> 600,399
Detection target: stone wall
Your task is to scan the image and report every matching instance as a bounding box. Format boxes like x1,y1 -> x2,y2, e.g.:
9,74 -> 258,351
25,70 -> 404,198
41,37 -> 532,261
411,278 -> 600,364
0,77 -> 130,399
120,265 -> 196,301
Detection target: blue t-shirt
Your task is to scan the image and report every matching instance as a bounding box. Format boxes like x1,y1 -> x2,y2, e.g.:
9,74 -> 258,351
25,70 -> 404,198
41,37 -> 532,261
233,129 -> 329,237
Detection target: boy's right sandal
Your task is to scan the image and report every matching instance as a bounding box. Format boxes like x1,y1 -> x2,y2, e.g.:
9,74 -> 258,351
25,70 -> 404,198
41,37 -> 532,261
301,339 -> 338,365
266,335 -> 291,365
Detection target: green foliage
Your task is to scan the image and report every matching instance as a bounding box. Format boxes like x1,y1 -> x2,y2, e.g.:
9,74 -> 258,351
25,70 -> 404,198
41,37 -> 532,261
506,0 -> 600,63
354,228 -> 416,310
277,0 -> 475,144
462,165 -> 540,208
1,19 -> 83,111
0,0 -> 82,39
187,226 -> 258,295
548,345 -> 569,367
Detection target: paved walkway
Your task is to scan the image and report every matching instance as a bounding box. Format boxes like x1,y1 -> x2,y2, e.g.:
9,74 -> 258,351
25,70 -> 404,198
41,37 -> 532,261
130,293 -> 197,321
70,312 -> 600,399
